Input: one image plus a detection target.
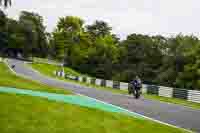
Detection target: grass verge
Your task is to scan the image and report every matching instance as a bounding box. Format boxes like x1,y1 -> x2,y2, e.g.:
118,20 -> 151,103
0,92 -> 189,133
31,63 -> 81,76
0,62 -> 71,95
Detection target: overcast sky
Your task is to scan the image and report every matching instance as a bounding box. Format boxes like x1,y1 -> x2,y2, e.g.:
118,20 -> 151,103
2,0 -> 200,39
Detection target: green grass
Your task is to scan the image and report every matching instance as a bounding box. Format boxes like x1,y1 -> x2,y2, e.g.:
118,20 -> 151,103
30,63 -> 81,76
0,63 -> 71,95
28,63 -> 200,110
0,92 -> 189,133
144,94 -> 200,110
33,57 -> 60,64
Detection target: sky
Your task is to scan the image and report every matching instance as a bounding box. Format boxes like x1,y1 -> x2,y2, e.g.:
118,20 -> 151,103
2,0 -> 200,39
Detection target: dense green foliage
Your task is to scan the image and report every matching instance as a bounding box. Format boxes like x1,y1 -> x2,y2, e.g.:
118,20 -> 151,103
1,9 -> 200,90
50,16 -> 200,90
0,10 -> 48,58
50,17 -> 120,79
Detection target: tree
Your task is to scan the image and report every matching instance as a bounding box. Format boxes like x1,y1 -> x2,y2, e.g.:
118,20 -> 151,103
111,34 -> 120,44
172,36 -> 200,89
156,35 -> 199,87
7,19 -> 26,50
57,16 -> 84,48
86,20 -> 112,40
53,17 -> 120,79
85,35 -> 119,79
53,16 -> 84,62
2,10 -> 197,90
57,16 -> 84,40
51,30 -> 67,60
0,0 -> 11,7
19,11 -> 48,57
116,34 -> 163,82
0,9 -> 6,29
0,10 -> 8,54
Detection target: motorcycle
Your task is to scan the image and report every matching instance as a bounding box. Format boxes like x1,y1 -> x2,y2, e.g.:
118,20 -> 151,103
11,65 -> 15,69
128,84 -> 142,99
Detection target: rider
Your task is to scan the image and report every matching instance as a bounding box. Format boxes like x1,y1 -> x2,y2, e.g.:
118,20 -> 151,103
130,75 -> 142,99
11,64 -> 15,69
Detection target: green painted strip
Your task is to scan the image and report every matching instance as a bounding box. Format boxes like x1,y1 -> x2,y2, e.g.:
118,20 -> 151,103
0,87 -> 143,119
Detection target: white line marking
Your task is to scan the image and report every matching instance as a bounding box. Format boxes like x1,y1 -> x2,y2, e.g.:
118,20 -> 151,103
77,93 -> 193,133
4,59 -> 17,75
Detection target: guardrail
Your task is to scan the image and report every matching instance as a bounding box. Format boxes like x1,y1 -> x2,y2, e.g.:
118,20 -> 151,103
54,71 -> 200,104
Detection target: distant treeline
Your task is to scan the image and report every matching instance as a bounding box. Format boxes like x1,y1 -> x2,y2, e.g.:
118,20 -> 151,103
1,9 -> 200,90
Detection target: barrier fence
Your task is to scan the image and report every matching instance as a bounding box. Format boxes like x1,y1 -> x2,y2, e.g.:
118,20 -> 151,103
54,71 -> 200,104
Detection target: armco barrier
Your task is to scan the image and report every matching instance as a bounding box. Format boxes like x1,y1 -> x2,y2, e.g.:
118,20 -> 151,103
113,81 -> 120,89
158,86 -> 173,98
106,80 -> 113,88
95,79 -> 102,86
147,85 -> 159,95
54,71 -> 200,103
86,77 -> 91,84
61,72 -> 65,77
91,78 -> 96,84
173,88 -> 188,100
58,71 -> 61,77
78,76 -> 83,82
65,75 -> 78,80
141,84 -> 148,94
120,82 -> 129,90
100,79 -> 106,87
188,90 -> 200,103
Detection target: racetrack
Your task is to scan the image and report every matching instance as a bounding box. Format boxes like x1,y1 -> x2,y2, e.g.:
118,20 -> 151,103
6,58 -> 200,132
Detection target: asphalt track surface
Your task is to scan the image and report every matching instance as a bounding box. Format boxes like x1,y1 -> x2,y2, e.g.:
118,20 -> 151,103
6,58 -> 200,132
